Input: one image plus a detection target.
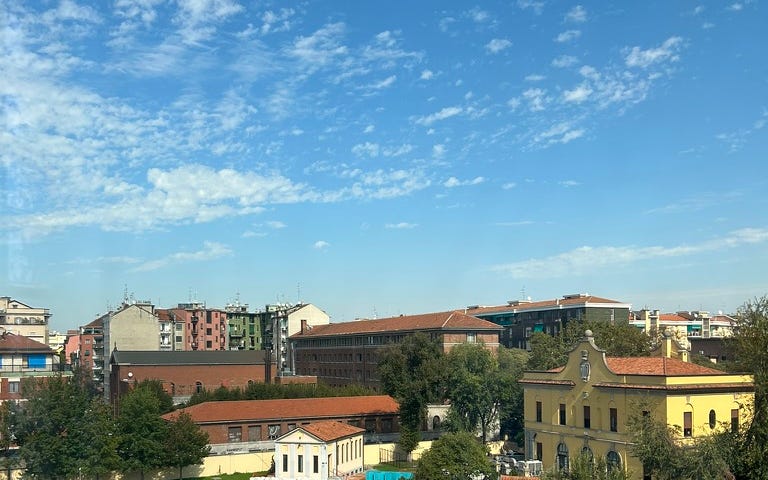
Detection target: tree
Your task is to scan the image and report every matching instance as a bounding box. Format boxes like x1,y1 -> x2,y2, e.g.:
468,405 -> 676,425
414,431 -> 497,480
0,401 -> 20,480
444,344 -> 523,443
378,333 -> 447,455
133,378 -> 174,414
117,386 -> 168,480
16,374 -> 96,479
540,451 -> 631,480
77,398 -> 120,480
164,412 -> 210,479
496,347 -> 528,445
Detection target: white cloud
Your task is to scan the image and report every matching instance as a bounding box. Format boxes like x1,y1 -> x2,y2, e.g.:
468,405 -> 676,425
313,240 -> 330,250
444,176 -> 486,188
523,88 -> 550,112
352,142 -> 380,157
491,228 -> 768,279
433,144 -> 446,158
552,55 -> 579,68
625,36 -> 684,68
132,241 -> 232,272
517,0 -> 544,15
565,5 -> 587,23
420,69 -> 434,80
727,3 -> 743,11
382,144 -> 414,157
174,0 -> 244,45
559,180 -> 581,187
364,124 -> 375,133
502,182 -> 517,190
385,222 -> 418,229
266,221 -> 286,229
525,74 -> 546,82
467,7 -> 491,23
414,106 -> 463,126
555,30 -> 581,43
530,122 -> 584,147
259,8 -> 295,35
486,38 -> 512,54
563,84 -> 592,103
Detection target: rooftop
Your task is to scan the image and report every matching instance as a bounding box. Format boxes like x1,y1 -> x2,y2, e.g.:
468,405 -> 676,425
293,421 -> 365,442
465,295 -> 629,316
605,356 -> 726,376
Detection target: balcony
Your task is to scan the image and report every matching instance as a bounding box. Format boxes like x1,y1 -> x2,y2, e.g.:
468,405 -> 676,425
191,316 -> 199,323
230,330 -> 243,338
191,342 -> 199,350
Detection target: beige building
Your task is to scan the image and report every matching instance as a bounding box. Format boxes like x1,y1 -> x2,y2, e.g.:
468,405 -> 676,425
0,296 -> 51,345
275,421 -> 365,480
266,303 -> 330,375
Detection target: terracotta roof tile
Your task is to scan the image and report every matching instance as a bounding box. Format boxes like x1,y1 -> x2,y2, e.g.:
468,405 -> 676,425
292,311 -> 501,338
299,421 -> 365,442
165,395 -> 399,423
0,333 -> 53,353
605,357 -> 726,376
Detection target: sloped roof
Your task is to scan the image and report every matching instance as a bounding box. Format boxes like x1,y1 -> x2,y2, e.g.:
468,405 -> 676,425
465,295 -> 629,315
296,421 -> 365,442
111,349 -> 270,366
165,395 -> 399,423
292,311 -> 501,338
0,333 -> 53,353
605,356 -> 726,376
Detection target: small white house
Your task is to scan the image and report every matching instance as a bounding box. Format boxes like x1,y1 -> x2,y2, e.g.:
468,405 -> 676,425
275,421 -> 365,480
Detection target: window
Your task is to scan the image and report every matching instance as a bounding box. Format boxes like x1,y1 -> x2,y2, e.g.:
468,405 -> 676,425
731,409 -> 739,433
536,401 -> 542,422
268,424 -> 281,439
610,407 -> 618,432
683,411 -> 692,437
467,332 -> 476,343
559,403 -> 566,425
581,446 -> 593,463
227,426 -> 242,442
709,410 -> 716,429
248,425 -> 261,441
313,455 -> 319,473
583,406 -> 591,429
8,382 -> 19,394
195,381 -> 203,393
606,451 -> 621,472
535,442 -> 543,461
297,455 -> 303,473
282,454 -> 288,472
288,423 -> 296,431
556,443 -> 569,470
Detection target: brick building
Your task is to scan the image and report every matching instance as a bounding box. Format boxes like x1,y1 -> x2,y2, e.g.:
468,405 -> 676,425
291,311 -> 502,388
164,395 -> 400,454
110,349 -> 277,407
0,332 -> 67,402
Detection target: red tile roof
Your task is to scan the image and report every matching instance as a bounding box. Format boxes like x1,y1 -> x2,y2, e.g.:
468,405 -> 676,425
0,333 -> 53,353
299,421 -> 365,442
464,295 -> 628,315
605,357 -> 726,376
165,395 -> 399,423
292,311 -> 502,338
658,313 -> 688,323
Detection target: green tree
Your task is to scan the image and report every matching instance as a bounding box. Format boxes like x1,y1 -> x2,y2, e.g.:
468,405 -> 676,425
445,343 -> 523,443
16,374 -> 95,479
164,412 -> 210,479
497,347 -> 528,445
0,401 -> 20,480
540,451 -> 631,480
133,378 -> 174,413
117,386 -> 168,480
414,431 -> 497,480
378,333 -> 446,455
78,398 -> 120,480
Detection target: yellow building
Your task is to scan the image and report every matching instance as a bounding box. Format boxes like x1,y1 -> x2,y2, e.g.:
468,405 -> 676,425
520,330 -> 753,479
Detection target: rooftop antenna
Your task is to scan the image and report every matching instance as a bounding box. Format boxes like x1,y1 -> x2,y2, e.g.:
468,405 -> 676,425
521,285 -> 526,300
373,306 -> 378,319
297,283 -> 301,303
123,284 -> 129,304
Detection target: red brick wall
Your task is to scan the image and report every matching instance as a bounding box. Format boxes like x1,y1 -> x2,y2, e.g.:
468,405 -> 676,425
113,363 -> 278,397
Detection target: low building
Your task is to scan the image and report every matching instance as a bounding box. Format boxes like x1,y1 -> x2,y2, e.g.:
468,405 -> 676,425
520,330 -> 754,479
109,349 -> 278,407
275,421 -> 365,480
0,332 -> 67,402
291,311 -> 502,388
466,294 -> 631,349
165,395 -> 400,455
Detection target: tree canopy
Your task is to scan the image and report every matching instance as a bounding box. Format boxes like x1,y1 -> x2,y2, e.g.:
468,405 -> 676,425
415,431 -> 497,480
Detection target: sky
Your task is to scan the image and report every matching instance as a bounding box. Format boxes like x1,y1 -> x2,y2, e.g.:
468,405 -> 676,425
2,1 -> 767,332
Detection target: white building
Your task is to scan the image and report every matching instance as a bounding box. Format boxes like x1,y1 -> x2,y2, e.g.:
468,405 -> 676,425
275,421 -> 365,480
0,296 -> 51,345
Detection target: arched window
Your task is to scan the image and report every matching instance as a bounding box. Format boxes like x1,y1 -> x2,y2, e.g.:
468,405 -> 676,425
195,381 -> 203,393
432,415 -> 441,430
581,446 -> 593,463
606,451 -> 621,472
557,443 -> 569,470
709,409 -> 717,429
170,382 -> 176,395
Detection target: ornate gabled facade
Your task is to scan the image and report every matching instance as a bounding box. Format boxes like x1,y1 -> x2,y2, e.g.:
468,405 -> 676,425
275,421 -> 366,480
520,331 -> 754,479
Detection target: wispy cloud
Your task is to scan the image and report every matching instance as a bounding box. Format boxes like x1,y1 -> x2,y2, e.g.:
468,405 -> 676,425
414,106 -> 463,126
313,240 -> 330,250
385,222 -> 418,229
491,228 -> 768,279
420,69 -> 434,80
486,38 -> 512,54
444,176 -> 486,188
565,5 -> 587,23
645,191 -> 743,214
552,55 -> 579,68
517,0 -> 544,15
555,30 -> 581,43
132,241 -> 232,272
716,111 -> 767,152
625,36 -> 684,68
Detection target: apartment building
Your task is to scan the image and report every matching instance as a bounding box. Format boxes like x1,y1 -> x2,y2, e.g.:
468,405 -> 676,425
0,296 -> 51,346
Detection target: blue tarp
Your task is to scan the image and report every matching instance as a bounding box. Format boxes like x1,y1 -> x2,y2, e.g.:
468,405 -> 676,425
366,471 -> 414,480
27,354 -> 45,369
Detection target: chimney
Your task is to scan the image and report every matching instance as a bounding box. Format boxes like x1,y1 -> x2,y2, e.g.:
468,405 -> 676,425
300,319 -> 308,334
662,330 -> 673,358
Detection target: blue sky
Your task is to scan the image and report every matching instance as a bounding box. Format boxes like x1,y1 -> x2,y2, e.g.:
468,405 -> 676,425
2,0 -> 767,332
